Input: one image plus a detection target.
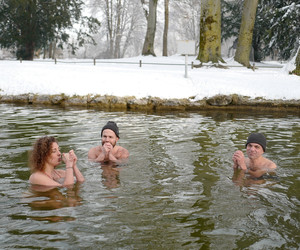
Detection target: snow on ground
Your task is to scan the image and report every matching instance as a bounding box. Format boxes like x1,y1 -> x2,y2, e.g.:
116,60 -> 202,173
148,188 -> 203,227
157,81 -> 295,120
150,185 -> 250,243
0,55 -> 299,101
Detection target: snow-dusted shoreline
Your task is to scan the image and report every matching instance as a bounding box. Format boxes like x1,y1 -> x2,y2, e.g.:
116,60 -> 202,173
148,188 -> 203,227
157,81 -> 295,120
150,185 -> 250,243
0,56 -> 299,111
1,93 -> 299,112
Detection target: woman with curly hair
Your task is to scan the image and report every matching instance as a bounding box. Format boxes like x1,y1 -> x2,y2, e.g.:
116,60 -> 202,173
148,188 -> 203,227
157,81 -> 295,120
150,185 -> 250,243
29,136 -> 84,186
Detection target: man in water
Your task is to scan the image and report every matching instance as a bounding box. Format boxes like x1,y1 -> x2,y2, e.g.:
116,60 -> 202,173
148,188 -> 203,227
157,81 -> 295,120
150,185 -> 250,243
232,133 -> 276,178
88,121 -> 129,164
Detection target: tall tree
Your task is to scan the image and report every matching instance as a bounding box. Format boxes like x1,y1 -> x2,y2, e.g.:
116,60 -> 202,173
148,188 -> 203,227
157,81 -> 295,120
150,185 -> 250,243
162,0 -> 169,56
141,0 -> 158,56
0,0 -> 100,60
234,0 -> 259,67
197,0 -> 224,64
102,0 -> 123,58
291,46 -> 300,76
171,0 -> 201,48
91,0 -> 143,58
90,0 -> 143,59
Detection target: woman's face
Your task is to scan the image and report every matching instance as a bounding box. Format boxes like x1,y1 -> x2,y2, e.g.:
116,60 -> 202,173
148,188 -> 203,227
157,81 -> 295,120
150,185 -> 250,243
46,142 -> 62,167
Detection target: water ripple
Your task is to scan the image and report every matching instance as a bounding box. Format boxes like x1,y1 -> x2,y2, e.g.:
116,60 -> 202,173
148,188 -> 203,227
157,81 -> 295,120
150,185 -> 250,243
0,104 -> 299,249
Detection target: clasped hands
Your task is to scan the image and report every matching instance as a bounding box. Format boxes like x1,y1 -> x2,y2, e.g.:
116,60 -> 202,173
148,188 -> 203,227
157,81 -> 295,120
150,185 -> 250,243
62,150 -> 77,167
232,150 -> 247,170
102,142 -> 117,162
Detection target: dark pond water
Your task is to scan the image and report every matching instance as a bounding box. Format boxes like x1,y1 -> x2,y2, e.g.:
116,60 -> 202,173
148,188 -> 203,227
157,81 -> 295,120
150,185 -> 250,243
0,103 -> 299,249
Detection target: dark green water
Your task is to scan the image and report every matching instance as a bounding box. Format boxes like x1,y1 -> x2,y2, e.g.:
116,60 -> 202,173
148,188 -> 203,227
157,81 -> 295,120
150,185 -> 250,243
0,103 -> 299,249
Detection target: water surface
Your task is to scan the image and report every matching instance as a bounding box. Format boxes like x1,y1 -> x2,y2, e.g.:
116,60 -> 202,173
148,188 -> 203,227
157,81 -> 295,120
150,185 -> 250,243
0,104 -> 299,249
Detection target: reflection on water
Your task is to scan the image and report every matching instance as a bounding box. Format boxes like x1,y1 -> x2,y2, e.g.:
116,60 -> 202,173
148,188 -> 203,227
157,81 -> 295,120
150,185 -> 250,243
100,162 -> 122,189
0,103 -> 299,249
232,169 -> 279,187
28,183 -> 81,206
21,184 -> 83,222
90,161 -> 122,189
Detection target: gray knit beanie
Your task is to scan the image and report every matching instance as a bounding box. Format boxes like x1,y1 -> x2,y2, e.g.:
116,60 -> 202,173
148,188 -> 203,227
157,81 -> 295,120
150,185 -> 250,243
246,133 -> 267,152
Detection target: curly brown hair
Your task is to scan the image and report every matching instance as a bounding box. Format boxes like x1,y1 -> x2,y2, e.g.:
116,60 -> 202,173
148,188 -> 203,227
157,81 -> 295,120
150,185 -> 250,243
30,136 -> 57,172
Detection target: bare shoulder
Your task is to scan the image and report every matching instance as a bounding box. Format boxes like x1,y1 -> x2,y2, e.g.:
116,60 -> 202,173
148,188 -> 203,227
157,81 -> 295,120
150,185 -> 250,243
115,146 -> 129,159
88,145 -> 102,157
116,145 -> 128,152
29,172 -> 39,184
29,172 -> 43,182
266,158 -> 277,169
88,145 -> 100,153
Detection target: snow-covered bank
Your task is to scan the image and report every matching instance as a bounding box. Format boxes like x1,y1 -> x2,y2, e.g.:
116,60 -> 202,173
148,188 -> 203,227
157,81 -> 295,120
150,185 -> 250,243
0,56 -> 299,110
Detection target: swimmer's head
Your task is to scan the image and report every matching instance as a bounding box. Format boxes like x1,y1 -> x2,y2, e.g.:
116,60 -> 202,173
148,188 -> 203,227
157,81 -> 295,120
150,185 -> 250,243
101,121 -> 120,138
246,133 -> 266,152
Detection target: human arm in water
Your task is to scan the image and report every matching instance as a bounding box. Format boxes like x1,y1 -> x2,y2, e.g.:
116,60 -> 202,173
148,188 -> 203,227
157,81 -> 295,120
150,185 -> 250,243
68,150 -> 85,183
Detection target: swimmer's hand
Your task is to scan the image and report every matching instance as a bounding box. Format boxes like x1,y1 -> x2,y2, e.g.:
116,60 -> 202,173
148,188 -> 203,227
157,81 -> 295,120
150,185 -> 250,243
103,142 -> 113,154
62,152 -> 70,163
68,150 -> 77,164
232,150 -> 247,170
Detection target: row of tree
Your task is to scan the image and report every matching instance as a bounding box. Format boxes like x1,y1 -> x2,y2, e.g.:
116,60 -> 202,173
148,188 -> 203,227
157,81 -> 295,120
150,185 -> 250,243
141,0 -> 299,69
0,0 -> 299,73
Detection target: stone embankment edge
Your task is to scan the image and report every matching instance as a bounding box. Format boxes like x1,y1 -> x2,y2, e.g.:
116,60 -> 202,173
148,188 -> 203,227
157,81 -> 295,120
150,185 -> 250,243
0,93 -> 299,112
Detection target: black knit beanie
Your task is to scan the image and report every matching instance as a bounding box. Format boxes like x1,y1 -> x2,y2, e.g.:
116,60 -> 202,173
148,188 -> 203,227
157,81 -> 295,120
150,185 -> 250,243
101,121 -> 120,138
245,133 -> 266,152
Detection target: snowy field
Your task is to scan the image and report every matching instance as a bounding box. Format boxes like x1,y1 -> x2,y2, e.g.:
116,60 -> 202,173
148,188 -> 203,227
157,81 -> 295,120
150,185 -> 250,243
0,55 -> 299,101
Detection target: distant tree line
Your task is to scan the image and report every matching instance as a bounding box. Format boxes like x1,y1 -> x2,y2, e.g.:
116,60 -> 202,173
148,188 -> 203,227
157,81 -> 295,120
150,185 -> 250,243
0,0 -> 299,73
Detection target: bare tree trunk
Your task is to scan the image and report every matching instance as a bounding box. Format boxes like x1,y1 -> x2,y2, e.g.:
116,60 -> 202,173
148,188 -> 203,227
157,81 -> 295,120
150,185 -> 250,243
142,0 -> 157,56
197,0 -> 224,63
121,14 -> 134,58
93,0 -> 139,59
114,0 -> 122,58
291,46 -> 300,76
43,46 -> 46,59
234,0 -> 258,68
24,42 -> 35,60
52,41 -> 56,59
162,0 -> 169,56
105,0 -> 114,58
48,42 -> 53,59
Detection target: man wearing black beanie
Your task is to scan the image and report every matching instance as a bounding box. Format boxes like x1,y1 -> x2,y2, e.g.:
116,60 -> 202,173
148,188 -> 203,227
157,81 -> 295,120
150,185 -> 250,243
88,121 -> 129,163
232,133 -> 276,178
